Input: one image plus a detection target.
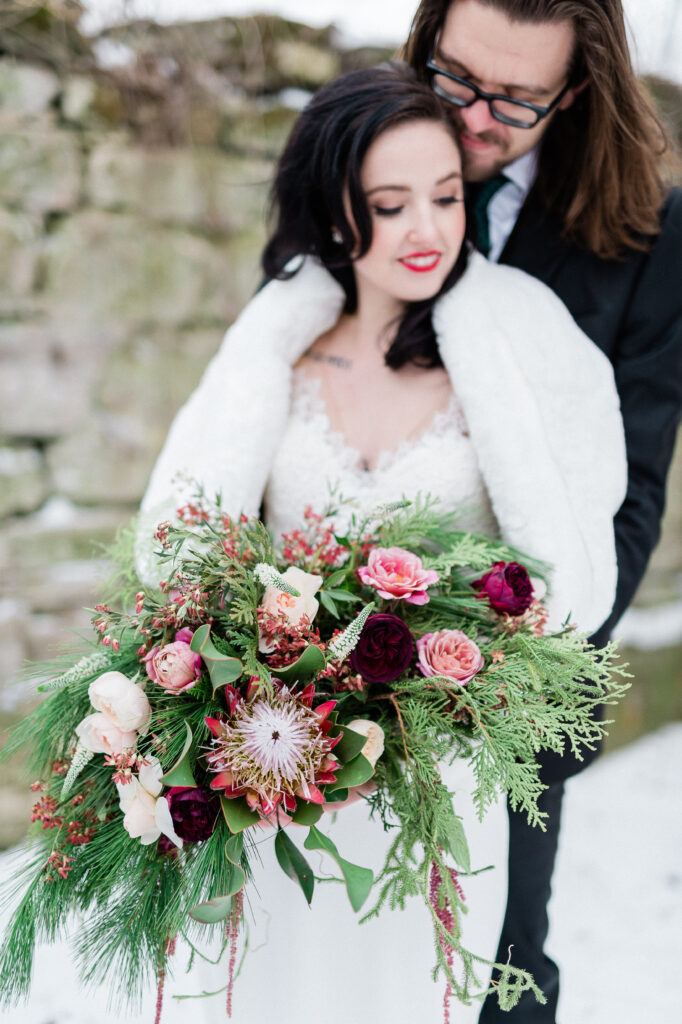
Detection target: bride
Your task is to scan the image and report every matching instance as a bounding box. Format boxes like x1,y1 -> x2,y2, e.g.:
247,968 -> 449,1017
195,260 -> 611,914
137,64 -> 625,1022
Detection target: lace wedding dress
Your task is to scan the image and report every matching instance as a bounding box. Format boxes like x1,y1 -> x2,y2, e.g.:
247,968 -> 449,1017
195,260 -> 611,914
185,371 -> 508,1024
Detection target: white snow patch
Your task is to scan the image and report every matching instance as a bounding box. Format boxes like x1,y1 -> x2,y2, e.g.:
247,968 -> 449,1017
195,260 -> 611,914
617,599 -> 682,650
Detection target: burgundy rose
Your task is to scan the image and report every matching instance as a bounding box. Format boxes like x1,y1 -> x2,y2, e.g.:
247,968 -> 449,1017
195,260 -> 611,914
164,786 -> 219,843
349,613 -> 414,684
473,561 -> 533,616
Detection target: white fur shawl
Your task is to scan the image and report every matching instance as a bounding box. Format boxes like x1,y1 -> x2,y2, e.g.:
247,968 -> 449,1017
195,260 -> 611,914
138,252 -> 627,635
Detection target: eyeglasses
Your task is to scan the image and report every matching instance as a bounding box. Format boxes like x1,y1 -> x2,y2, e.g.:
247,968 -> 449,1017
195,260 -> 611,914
426,50 -> 570,129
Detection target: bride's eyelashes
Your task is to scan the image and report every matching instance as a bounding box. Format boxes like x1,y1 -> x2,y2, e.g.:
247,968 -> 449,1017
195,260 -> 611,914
372,196 -> 464,217
373,205 -> 403,216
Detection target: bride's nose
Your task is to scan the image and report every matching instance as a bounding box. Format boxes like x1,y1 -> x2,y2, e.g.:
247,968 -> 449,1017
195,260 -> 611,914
406,204 -> 441,246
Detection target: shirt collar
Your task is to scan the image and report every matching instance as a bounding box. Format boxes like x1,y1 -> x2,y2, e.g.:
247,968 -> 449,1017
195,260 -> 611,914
502,146 -> 539,199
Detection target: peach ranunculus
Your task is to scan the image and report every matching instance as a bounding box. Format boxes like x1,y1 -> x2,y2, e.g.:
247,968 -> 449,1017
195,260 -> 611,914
357,547 -> 439,606
258,566 -> 323,653
144,637 -> 202,694
75,712 -> 137,755
116,757 -> 183,849
88,671 -> 151,734
416,629 -> 484,684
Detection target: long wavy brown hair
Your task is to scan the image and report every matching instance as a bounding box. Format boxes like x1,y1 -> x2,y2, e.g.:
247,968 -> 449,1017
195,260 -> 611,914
405,0 -> 675,258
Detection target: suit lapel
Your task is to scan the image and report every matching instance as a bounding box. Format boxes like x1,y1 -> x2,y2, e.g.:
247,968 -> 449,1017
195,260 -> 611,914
500,192 -> 572,289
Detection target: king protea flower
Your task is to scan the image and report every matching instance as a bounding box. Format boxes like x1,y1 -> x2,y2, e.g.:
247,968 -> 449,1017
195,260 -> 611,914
205,684 -> 339,816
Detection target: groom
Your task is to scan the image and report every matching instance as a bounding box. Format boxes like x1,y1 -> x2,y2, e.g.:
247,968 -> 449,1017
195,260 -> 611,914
405,0 -> 682,1020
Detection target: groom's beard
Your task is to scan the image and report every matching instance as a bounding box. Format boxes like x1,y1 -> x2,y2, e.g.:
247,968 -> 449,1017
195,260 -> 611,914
458,128 -> 513,182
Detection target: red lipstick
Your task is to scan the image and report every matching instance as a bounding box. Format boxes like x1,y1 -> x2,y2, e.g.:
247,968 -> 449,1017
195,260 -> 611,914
398,251 -> 442,273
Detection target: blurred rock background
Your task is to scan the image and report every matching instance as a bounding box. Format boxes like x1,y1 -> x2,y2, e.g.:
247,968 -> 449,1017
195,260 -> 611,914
0,0 -> 680,847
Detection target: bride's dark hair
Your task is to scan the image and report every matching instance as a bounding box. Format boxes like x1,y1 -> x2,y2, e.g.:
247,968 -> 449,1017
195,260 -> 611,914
261,63 -> 467,369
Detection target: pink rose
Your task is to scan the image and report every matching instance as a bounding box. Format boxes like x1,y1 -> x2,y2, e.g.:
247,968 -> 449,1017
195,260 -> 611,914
144,636 -> 202,694
416,629 -> 484,684
357,547 -> 439,605
75,712 -> 137,755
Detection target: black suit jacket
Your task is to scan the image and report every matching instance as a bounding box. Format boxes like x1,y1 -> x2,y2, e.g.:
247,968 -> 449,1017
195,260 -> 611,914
497,187 -> 682,780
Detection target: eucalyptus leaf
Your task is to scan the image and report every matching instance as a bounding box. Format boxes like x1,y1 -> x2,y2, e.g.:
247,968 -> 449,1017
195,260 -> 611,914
190,624 -> 243,693
270,644 -> 326,686
304,826 -> 373,912
160,720 -> 196,787
225,833 -> 244,865
220,796 -> 261,833
188,883 -> 246,925
326,753 -> 373,792
274,829 -> 315,905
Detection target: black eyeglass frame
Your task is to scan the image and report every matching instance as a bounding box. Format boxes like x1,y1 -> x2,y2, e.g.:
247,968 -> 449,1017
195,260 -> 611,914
426,50 -> 571,129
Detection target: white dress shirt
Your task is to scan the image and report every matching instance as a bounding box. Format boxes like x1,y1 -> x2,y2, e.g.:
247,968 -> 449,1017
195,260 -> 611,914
486,147 -> 539,262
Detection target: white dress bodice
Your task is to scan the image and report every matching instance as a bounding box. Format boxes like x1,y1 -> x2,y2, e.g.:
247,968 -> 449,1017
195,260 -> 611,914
264,370 -> 500,539
219,369 -> 509,1024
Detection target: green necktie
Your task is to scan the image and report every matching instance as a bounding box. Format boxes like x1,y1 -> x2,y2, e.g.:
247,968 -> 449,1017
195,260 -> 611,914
466,174 -> 509,257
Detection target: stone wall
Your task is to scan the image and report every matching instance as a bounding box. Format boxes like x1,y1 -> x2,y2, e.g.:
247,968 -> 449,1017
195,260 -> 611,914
0,10 -> 397,709
1,11 -> 681,710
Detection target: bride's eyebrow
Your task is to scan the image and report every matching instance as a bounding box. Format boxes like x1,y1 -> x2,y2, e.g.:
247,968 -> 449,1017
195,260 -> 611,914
365,185 -> 410,196
365,172 -> 462,197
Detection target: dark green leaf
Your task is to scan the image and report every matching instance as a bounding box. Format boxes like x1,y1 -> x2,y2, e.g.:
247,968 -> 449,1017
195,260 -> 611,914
160,720 -> 196,787
332,725 -> 369,763
326,753 -> 373,792
323,569 -> 349,589
270,644 -> 326,686
324,589 -> 362,604
220,796 -> 261,833
190,624 -> 243,693
322,787 -> 349,803
274,829 -> 315,905
333,535 -> 350,547
291,802 -> 323,826
304,826 -> 373,911
319,591 -> 339,619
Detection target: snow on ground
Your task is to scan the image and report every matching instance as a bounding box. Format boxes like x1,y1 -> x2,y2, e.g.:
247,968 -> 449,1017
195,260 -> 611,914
1,724 -> 680,1023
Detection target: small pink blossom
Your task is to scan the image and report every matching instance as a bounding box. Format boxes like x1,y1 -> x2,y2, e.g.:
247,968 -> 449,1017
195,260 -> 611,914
416,629 -> 484,684
144,632 -> 201,694
357,547 -> 439,605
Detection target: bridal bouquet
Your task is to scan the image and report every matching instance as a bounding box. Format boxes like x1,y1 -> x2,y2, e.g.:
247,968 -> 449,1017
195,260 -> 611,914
0,494 -> 628,1020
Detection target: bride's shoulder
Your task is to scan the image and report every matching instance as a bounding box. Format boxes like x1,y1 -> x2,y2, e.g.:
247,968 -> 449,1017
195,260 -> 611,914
434,249 -> 610,373
445,249 -> 573,323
